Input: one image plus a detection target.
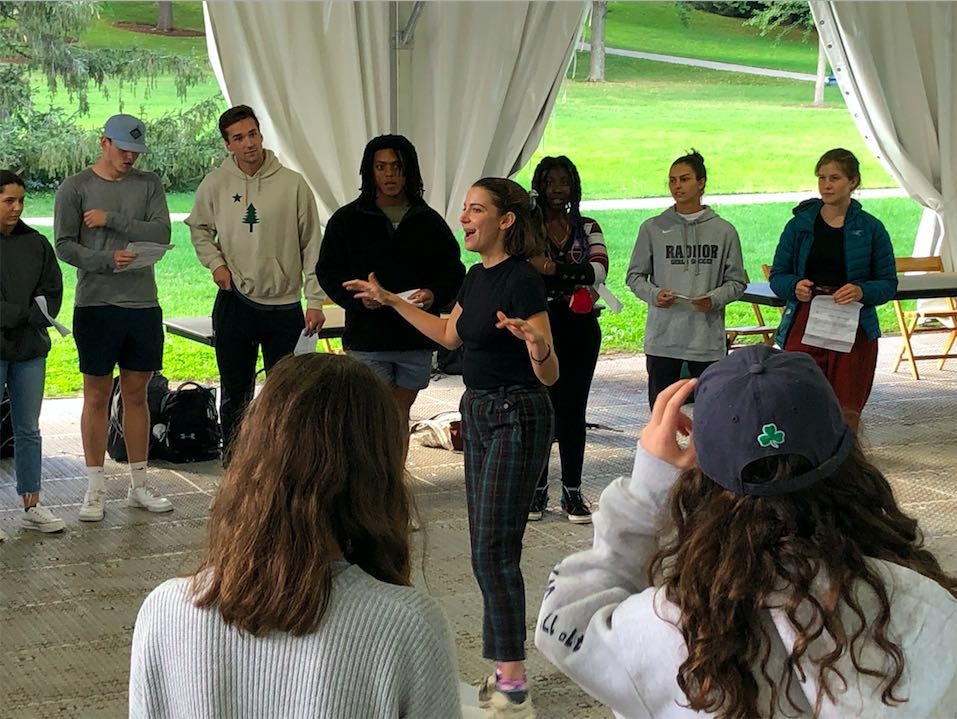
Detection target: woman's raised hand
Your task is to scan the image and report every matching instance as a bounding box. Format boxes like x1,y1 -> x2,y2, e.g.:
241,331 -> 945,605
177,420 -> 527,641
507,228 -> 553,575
639,379 -> 696,469
495,311 -> 543,344
343,273 -> 395,307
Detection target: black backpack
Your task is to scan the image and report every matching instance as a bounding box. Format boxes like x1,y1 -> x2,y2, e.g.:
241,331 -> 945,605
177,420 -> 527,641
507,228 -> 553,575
107,373 -> 171,462
153,381 -> 221,463
1,390 -> 14,459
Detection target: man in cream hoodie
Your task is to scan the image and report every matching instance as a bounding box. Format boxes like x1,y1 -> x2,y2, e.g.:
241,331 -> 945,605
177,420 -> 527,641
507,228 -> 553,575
186,105 -> 325,459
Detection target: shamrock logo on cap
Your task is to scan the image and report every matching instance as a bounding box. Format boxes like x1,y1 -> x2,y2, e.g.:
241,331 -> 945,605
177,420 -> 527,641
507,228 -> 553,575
757,423 -> 785,449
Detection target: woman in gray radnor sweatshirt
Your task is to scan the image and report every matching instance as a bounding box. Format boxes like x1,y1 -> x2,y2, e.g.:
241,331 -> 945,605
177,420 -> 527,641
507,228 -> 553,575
626,150 -> 746,407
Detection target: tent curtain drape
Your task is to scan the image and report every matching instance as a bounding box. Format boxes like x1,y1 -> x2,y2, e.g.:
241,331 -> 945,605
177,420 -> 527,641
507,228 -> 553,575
810,2 -> 956,270
203,1 -> 588,227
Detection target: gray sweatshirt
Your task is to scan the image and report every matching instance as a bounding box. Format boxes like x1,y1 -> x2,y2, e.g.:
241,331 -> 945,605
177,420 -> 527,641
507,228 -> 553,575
130,562 -> 463,718
54,167 -> 171,308
626,206 -> 746,361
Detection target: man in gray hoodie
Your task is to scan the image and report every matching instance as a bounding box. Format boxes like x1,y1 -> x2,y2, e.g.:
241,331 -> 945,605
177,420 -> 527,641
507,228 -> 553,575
186,105 -> 326,460
626,151 -> 746,407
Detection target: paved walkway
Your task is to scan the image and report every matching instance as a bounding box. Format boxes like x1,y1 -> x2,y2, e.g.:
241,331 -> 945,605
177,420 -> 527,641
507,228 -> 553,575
2,337 -> 955,718
578,41 -> 819,82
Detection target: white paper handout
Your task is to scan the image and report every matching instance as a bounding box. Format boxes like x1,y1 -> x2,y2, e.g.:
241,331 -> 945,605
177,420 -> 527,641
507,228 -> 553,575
397,288 -> 424,308
801,295 -> 861,353
672,292 -> 708,309
34,296 -> 71,337
115,242 -> 174,272
293,329 -> 318,356
596,283 -> 623,313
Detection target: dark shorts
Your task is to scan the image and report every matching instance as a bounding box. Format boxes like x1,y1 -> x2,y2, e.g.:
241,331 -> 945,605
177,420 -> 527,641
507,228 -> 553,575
73,306 -> 164,376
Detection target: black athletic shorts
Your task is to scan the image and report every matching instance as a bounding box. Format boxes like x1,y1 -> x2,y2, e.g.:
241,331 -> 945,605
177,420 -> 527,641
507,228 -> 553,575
73,305 -> 164,376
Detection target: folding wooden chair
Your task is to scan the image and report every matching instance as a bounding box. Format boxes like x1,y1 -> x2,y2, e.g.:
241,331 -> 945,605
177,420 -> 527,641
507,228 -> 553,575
891,256 -> 957,380
726,270 -> 777,350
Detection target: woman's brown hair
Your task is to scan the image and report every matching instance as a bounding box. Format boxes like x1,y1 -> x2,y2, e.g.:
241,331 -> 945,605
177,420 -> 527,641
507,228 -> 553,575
191,353 -> 413,636
473,177 -> 545,259
649,444 -> 957,719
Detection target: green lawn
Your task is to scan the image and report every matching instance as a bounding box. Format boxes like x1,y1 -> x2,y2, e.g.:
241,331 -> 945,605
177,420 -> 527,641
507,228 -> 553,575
594,2 -> 819,74
513,54 -> 895,197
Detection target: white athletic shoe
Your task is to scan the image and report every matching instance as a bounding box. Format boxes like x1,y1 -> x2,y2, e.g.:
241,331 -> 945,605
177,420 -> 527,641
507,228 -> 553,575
127,484 -> 173,513
78,489 -> 106,522
22,504 -> 66,533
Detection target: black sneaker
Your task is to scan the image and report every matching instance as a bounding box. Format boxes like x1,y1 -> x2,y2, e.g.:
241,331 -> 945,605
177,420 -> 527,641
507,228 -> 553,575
527,488 -> 548,521
561,487 -> 592,524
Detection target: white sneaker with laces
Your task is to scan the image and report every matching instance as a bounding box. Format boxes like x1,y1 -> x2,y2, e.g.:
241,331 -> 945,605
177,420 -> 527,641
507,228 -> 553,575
22,504 -> 66,533
127,484 -> 173,513
79,489 -> 106,522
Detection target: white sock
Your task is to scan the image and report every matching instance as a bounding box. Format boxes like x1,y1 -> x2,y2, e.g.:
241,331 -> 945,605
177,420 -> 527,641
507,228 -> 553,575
129,461 -> 148,489
86,466 -> 106,493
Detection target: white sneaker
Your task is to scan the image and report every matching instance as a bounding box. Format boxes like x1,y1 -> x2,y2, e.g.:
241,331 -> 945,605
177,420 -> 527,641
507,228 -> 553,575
127,484 -> 173,513
79,489 -> 106,522
22,504 -> 66,533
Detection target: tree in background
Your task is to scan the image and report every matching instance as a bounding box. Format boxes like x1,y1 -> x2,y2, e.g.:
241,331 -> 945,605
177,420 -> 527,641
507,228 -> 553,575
744,2 -> 826,107
587,1 -> 607,83
0,0 -> 220,189
157,1 -> 173,32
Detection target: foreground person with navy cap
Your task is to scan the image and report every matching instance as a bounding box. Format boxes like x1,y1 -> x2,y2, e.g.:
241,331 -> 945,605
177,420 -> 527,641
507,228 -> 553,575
536,345 -> 957,718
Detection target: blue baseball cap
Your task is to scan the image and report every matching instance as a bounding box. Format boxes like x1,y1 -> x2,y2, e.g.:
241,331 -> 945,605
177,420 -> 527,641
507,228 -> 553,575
103,114 -> 149,153
693,345 -> 854,496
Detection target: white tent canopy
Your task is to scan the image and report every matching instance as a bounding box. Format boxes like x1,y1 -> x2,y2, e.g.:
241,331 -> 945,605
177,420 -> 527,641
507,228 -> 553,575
202,1 -> 588,227
810,2 -> 955,268
203,1 -> 955,266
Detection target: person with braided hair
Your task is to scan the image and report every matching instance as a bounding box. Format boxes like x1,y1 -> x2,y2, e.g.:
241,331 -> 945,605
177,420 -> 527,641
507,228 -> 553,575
527,156 -> 609,524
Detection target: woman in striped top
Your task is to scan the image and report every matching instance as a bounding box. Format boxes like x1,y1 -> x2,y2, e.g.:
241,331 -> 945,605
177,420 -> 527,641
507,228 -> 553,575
527,156 -> 609,524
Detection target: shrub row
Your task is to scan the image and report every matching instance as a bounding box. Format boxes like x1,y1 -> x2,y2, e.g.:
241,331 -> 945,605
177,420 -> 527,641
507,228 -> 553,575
0,96 -> 226,192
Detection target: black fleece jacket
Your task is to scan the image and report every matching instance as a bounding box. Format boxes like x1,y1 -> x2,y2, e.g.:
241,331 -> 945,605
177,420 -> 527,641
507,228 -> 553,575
1,220 -> 63,362
317,197 -> 465,351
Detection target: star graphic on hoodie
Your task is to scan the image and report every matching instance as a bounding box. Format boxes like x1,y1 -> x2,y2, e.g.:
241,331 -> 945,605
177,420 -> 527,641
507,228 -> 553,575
232,193 -> 242,202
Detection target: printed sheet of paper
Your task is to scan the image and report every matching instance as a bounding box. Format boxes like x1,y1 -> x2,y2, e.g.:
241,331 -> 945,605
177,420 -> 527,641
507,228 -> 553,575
115,242 -> 174,272
397,288 -> 424,308
672,292 -> 707,309
34,296 -> 71,337
801,295 -> 861,353
293,329 -> 318,356
596,283 -> 623,313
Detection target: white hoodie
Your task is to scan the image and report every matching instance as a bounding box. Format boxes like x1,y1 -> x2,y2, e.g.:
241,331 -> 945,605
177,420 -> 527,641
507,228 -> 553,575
536,447 -> 957,718
186,150 -> 325,309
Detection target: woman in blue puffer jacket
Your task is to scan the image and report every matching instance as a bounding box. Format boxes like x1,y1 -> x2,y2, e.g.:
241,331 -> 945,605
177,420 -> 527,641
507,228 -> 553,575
769,148 -> 897,429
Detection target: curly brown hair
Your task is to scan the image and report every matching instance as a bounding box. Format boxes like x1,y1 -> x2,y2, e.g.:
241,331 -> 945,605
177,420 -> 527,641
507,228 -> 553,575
191,353 -> 414,636
648,445 -> 957,719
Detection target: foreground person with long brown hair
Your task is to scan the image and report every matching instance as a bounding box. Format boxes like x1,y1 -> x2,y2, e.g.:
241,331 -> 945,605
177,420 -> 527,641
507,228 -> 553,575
537,344 -> 957,718
129,353 -> 461,718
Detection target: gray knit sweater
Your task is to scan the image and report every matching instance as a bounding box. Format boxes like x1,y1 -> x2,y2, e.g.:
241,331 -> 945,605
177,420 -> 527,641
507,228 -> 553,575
130,562 -> 463,718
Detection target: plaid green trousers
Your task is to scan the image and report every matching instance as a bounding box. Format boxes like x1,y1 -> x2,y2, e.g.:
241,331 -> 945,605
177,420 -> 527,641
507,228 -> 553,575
460,384 -> 554,661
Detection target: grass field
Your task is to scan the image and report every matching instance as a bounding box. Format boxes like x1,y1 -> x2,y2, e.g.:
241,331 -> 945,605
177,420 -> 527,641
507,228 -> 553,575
21,2 -> 924,395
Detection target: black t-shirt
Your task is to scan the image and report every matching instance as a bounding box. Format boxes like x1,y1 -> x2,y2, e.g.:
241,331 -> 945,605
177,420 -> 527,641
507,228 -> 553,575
455,256 -> 548,390
806,213 -> 847,288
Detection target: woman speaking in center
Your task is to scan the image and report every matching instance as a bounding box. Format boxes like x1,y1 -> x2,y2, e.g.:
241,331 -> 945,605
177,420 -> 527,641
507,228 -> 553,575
345,177 -> 557,719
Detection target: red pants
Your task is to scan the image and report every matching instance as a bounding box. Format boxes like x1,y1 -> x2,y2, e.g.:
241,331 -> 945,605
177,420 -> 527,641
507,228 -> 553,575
784,301 -> 878,422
